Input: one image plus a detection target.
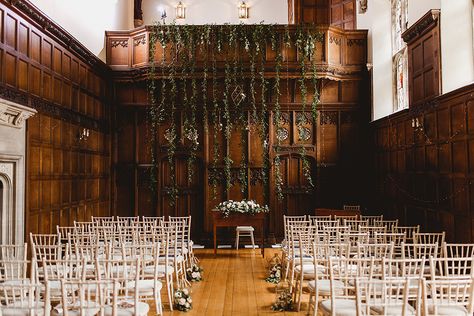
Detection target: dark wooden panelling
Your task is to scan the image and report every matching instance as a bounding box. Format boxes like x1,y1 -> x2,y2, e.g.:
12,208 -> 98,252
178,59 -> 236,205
289,0 -> 355,29
0,1 -> 111,235
371,83 -> 474,242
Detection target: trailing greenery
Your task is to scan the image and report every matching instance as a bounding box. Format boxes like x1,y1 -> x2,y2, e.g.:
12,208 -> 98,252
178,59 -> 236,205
147,23 -> 321,205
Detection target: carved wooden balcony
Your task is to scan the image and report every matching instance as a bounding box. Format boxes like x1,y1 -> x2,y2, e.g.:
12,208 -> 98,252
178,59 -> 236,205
106,25 -> 368,82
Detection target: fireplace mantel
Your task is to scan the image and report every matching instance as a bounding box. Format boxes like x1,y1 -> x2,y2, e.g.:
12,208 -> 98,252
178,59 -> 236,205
0,98 -> 36,245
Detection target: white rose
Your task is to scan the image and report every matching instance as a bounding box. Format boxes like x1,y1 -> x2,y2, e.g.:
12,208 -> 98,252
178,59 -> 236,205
187,297 -> 193,303
192,272 -> 198,278
175,291 -> 182,298
185,302 -> 190,308
179,298 -> 186,305
182,288 -> 189,295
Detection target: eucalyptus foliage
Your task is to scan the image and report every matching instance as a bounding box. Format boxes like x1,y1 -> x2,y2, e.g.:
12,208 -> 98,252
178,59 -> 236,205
148,23 -> 321,205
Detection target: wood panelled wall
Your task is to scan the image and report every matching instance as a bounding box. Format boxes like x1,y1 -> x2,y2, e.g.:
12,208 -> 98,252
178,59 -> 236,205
289,0 -> 356,29
372,84 -> 474,243
108,26 -> 369,242
0,0 -> 111,234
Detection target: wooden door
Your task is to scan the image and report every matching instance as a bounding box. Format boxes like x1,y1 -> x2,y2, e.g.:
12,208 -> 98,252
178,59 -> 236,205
272,154 -> 316,238
159,155 -> 204,240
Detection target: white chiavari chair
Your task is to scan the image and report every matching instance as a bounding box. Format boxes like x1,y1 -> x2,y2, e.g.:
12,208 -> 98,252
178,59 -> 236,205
382,257 -> 425,313
319,256 -> 378,316
313,220 -> 339,233
359,225 -> 387,243
282,219 -> 310,281
0,282 -> 50,316
360,214 -> 383,226
40,257 -> 86,302
168,217 -> 192,269
356,242 -> 395,259
343,205 -> 360,211
442,242 -> 474,258
393,225 -> 420,243
335,215 -> 358,225
306,242 -> 351,316
96,257 -> 150,316
122,242 -> 163,315
0,259 -> 31,286
73,221 -> 94,234
355,277 -> 414,316
414,232 -> 445,247
309,215 -> 332,222
422,278 -> 474,316
287,223 -> 313,290
337,232 -> 370,257
0,244 -> 27,260
116,216 -> 140,227
401,242 -> 438,260
429,256 -> 474,280
59,279 -> 118,316
380,219 -> 399,231
374,232 -> 406,257
91,215 -> 115,226
323,225 -> 350,244
292,227 -> 319,310
343,219 -> 368,232
159,222 -> 188,288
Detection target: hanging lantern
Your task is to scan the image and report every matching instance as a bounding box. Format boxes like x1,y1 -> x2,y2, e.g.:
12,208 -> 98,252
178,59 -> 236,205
238,1 -> 249,19
176,1 -> 186,19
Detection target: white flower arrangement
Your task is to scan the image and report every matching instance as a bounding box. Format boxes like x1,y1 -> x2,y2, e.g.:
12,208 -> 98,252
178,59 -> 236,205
271,289 -> 293,311
186,264 -> 203,282
216,199 -> 269,218
174,288 -> 192,312
265,263 -> 282,284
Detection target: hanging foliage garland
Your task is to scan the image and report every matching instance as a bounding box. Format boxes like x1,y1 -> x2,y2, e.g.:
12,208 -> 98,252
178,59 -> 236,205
147,23 -> 322,205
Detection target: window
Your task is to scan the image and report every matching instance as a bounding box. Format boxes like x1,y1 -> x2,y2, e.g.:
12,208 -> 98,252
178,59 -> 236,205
391,0 -> 408,111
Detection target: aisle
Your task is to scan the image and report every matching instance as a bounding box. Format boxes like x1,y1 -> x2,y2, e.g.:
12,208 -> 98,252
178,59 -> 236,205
159,248 -> 311,316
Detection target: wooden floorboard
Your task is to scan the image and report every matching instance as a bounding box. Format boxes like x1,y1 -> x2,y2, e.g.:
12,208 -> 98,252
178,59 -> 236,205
156,248 -> 311,316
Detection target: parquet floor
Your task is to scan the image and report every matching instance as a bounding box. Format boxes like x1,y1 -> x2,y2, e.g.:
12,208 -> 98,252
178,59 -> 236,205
158,248 -> 312,316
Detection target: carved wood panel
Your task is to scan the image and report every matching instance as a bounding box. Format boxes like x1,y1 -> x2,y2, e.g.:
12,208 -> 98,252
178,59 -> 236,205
0,1 -> 111,235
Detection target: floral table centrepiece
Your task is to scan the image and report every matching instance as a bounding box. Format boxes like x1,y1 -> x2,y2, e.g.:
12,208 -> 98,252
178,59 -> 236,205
186,264 -> 203,282
216,200 -> 269,218
174,288 -> 192,312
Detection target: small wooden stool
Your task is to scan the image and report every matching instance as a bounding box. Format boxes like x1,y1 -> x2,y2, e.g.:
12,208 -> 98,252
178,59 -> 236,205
235,226 -> 255,249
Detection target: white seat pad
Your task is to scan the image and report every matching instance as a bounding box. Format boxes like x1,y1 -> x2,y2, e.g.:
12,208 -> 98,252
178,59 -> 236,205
2,301 -> 46,316
308,279 -> 344,296
105,301 -> 150,316
320,299 -> 357,316
371,301 -> 417,315
125,279 -> 163,291
427,304 -> 470,315
143,265 -> 174,275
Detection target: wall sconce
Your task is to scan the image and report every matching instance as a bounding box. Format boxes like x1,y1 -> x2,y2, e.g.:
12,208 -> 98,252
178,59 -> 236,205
238,1 -> 249,19
78,128 -> 90,141
358,0 -> 367,13
411,118 -> 423,131
176,1 -> 186,19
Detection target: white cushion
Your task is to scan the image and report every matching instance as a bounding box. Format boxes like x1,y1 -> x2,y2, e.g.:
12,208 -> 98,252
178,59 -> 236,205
54,301 -> 101,316
143,265 -> 174,276
2,302 -> 46,316
308,279 -> 344,296
295,264 -> 326,275
1,279 -> 32,286
105,301 -> 150,316
427,304 -> 470,315
236,226 -> 254,231
320,299 -> 357,316
370,301 -> 417,315
125,279 -> 163,292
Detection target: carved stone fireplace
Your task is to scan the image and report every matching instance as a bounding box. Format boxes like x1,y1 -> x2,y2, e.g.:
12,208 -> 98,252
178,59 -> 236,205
0,98 -> 36,245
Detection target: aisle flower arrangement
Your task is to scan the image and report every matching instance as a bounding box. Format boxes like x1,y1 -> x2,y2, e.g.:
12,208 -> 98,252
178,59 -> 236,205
271,289 -> 293,311
174,288 -> 192,312
216,200 -> 269,218
186,264 -> 203,282
265,263 -> 282,284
